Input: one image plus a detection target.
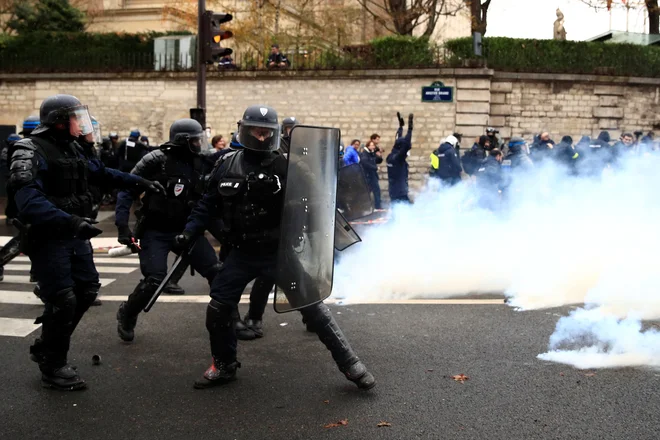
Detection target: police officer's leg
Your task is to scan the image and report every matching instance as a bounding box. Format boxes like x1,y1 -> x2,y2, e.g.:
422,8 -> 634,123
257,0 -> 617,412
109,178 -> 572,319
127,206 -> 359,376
29,240 -> 86,390
186,234 -> 221,284
298,303 -> 375,390
194,250 -> 259,389
163,260 -> 187,295
372,177 -> 382,210
237,277 -> 272,340
0,235 -> 21,281
70,239 -> 102,331
117,229 -> 169,342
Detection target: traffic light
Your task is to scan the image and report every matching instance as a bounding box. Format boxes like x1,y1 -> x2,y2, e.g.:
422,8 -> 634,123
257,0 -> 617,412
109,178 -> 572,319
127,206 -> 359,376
201,11 -> 233,64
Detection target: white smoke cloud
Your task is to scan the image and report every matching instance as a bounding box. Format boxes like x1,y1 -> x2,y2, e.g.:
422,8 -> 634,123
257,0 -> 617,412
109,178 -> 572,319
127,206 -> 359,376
333,152 -> 660,370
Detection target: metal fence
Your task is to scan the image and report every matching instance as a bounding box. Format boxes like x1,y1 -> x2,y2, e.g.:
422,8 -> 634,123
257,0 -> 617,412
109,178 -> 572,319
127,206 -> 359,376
0,47 -> 454,74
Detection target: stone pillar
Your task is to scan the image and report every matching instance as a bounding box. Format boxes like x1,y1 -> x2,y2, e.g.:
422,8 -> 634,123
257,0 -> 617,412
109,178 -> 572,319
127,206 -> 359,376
455,76 -> 492,139
593,85 -> 625,137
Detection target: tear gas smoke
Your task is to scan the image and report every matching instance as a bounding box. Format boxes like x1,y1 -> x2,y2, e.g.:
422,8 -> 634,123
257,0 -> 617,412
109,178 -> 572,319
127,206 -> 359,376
333,153 -> 660,370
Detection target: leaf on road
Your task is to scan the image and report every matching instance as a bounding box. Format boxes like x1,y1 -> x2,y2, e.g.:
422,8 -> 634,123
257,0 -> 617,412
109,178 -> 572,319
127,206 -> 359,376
559,372 -> 564,376
324,419 -> 348,428
451,374 -> 469,384
323,400 -> 330,404
426,369 -> 434,372
377,421 -> 392,427
584,373 -> 596,377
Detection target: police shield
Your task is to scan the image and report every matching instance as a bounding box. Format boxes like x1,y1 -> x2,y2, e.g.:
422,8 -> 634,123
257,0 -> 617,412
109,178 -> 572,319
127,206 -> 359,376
334,210 -> 361,252
274,125 -> 340,313
337,163 -> 374,221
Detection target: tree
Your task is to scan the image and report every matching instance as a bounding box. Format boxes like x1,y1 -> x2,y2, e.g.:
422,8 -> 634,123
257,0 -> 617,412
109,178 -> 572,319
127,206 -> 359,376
580,0 -> 659,35
466,0 -> 491,35
7,0 -> 85,34
356,0 -> 466,37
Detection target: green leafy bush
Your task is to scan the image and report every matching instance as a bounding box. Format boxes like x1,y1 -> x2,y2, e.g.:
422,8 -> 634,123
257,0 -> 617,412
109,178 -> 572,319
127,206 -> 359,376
445,37 -> 660,77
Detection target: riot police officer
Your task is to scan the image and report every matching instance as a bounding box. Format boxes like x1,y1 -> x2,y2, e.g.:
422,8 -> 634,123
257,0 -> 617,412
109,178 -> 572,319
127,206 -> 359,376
174,105 -> 375,390
115,118 -> 221,342
280,116 -> 298,154
117,129 -> 149,172
9,94 -> 163,390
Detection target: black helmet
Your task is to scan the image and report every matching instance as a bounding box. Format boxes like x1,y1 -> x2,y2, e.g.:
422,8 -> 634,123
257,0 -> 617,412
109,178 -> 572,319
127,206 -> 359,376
169,118 -> 204,154
237,105 -> 280,152
20,115 -> 40,136
32,94 -> 93,137
282,116 -> 298,136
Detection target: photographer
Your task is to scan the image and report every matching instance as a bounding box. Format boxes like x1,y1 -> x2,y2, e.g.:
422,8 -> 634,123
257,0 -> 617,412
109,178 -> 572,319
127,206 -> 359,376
486,127 -> 502,150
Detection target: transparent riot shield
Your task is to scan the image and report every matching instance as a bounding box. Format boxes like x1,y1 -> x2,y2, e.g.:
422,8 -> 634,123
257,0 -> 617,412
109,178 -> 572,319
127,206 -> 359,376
337,163 -> 375,221
334,210 -> 361,252
274,125 -> 340,313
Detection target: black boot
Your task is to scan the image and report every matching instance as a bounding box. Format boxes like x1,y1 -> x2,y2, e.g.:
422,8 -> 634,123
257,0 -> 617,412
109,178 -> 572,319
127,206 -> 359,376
116,302 -> 137,342
29,338 -> 44,364
233,308 -> 255,341
163,281 -> 185,295
193,359 -> 240,389
244,315 -> 263,338
40,363 -> 86,391
0,266 -> 4,282
301,303 -> 376,390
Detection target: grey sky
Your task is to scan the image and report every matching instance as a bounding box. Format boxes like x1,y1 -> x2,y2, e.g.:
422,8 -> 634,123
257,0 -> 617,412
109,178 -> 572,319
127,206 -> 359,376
487,0 -> 648,40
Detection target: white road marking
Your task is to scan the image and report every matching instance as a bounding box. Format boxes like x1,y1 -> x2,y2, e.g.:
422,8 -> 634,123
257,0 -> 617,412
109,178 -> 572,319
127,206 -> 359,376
0,317 -> 41,337
4,264 -> 136,274
94,296 -> 505,305
0,290 -> 42,305
0,275 -> 116,287
13,256 -> 139,265
0,236 -> 123,249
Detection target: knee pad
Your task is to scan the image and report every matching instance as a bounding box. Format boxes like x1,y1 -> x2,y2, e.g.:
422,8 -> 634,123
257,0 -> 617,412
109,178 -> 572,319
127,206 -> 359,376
206,299 -> 234,333
144,276 -> 163,290
75,282 -> 101,308
38,288 -> 77,327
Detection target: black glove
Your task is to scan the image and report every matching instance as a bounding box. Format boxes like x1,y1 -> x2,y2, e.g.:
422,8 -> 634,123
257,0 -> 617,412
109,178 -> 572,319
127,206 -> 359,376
70,216 -> 103,240
117,225 -> 134,245
173,231 -> 194,253
408,113 -> 414,131
397,112 -> 405,128
138,178 -> 165,194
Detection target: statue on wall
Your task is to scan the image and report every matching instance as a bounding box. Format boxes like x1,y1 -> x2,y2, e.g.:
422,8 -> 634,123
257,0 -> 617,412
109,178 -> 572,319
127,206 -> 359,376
554,8 -> 567,41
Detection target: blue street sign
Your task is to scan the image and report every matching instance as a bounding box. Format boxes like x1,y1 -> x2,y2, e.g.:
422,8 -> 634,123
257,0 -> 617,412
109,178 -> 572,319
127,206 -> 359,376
421,81 -> 453,103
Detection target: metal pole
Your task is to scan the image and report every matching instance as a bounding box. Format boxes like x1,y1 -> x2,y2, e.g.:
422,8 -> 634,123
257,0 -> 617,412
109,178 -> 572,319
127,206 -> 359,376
197,0 -> 206,112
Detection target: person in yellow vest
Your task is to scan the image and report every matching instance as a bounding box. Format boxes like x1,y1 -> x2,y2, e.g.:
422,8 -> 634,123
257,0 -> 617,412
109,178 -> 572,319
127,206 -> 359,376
429,135 -> 462,186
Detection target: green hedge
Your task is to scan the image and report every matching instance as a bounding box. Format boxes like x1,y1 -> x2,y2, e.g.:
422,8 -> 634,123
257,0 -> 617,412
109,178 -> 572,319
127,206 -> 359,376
445,37 -> 660,77
0,31 -> 191,72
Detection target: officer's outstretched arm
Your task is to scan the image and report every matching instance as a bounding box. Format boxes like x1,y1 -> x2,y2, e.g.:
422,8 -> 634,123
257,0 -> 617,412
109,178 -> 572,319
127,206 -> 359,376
9,143 -> 72,227
88,150 -> 164,193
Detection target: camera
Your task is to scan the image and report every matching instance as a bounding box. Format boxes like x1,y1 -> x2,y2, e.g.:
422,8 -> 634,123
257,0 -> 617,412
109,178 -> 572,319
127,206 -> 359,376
634,130 -> 643,138
486,127 -> 499,135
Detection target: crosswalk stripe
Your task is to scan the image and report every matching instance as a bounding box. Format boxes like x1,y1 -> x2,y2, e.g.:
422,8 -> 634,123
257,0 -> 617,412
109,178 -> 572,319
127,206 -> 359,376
92,296 -> 504,305
12,256 -> 140,265
0,317 -> 41,337
4,264 -> 136,274
0,275 -> 116,287
0,290 -> 42,305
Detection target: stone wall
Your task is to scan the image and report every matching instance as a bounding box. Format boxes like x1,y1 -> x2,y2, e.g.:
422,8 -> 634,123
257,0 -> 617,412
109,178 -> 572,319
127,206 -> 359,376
1,68 -> 659,200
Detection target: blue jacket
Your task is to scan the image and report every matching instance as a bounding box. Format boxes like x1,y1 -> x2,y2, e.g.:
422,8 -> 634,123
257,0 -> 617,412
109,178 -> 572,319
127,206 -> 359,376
386,127 -> 412,199
343,146 -> 360,166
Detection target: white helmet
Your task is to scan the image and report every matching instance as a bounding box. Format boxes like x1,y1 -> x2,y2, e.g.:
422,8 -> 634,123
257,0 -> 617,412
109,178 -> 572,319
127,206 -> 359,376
445,135 -> 459,147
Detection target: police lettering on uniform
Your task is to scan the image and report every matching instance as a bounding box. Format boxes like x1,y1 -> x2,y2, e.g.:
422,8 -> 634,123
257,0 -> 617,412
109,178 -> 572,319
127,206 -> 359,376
114,119 -> 222,343
174,105 -> 375,390
9,94 -> 163,390
429,135 -> 462,186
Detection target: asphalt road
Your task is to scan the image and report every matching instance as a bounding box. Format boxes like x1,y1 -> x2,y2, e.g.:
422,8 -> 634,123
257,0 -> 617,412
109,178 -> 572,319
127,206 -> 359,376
0,209 -> 658,440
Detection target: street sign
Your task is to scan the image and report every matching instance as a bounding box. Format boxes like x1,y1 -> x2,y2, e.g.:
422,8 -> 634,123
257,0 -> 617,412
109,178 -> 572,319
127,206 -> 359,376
421,81 -> 454,103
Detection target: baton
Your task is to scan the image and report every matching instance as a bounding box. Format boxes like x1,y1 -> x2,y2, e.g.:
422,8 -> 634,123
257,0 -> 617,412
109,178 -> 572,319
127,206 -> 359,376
143,241 -> 196,313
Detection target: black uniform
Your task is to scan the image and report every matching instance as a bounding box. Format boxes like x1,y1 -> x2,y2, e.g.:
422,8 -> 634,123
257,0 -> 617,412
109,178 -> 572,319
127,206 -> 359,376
386,114 -> 414,204
359,148 -> 383,208
117,132 -> 149,172
177,105 -> 375,390
115,119 -> 221,343
475,155 -> 503,211
9,94 -> 162,390
462,135 -> 490,176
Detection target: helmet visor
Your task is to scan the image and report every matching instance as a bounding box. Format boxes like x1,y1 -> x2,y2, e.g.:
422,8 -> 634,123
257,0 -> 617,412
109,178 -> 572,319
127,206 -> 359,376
69,106 -> 93,136
188,133 -> 203,154
238,121 -> 281,152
